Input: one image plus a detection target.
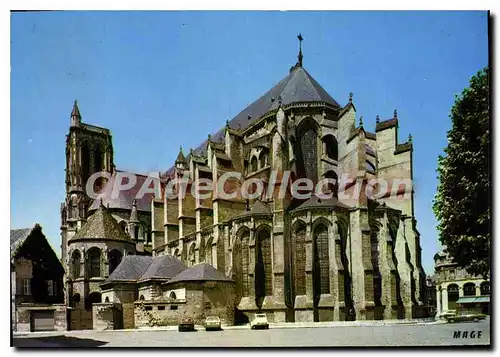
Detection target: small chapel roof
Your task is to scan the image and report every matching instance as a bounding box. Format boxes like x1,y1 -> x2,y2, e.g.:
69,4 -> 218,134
166,263 -> 234,284
71,203 -> 131,242
139,255 -> 186,281
106,255 -> 154,282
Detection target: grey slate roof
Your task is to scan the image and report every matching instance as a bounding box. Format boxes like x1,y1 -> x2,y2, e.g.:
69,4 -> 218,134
106,255 -> 154,282
89,171 -> 156,212
72,203 -> 131,242
139,255 -> 186,281
165,66 -> 341,174
10,228 -> 32,259
166,263 -> 234,284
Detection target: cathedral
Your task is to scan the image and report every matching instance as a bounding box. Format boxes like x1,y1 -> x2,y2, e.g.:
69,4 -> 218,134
60,39 -> 427,327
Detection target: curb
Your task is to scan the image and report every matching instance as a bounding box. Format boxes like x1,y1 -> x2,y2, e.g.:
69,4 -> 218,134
13,319 -> 441,337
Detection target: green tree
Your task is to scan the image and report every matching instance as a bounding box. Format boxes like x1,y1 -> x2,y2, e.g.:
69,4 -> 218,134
433,67 -> 490,278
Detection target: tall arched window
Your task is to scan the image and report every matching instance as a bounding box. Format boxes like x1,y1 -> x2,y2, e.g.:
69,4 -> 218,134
255,227 -> 272,308
169,291 -> 177,299
251,156 -> 258,172
463,282 -> 476,296
322,135 -> 338,161
81,144 -> 90,185
108,249 -> 123,275
71,250 -> 81,279
87,248 -> 101,278
292,222 -> 306,296
233,228 -> 250,301
313,223 -> 330,298
297,119 -> 318,183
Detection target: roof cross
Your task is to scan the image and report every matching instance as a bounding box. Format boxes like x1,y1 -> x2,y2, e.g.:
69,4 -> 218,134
297,33 -> 304,67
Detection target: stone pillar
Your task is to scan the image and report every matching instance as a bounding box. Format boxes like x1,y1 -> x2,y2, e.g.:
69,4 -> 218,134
442,287 -> 449,312
394,221 -> 412,318
378,212 -> 393,320
312,213 -> 337,322
475,284 -> 481,297
348,209 -> 366,320
265,210 -> 287,322
458,282 -> 464,297
436,286 -> 442,317
329,213 -> 340,321
237,226 -> 258,313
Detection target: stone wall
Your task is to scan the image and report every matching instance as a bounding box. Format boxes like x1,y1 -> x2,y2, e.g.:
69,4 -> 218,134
134,281 -> 235,328
93,302 -> 120,330
15,304 -> 67,332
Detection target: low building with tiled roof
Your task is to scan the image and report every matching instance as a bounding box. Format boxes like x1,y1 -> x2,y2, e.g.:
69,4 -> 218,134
11,224 -> 66,332
98,259 -> 234,328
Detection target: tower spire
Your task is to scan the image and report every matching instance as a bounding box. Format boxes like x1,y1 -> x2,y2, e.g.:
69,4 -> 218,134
70,100 -> 81,127
297,33 -> 303,67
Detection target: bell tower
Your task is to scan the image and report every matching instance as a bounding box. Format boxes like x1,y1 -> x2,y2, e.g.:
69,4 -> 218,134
60,100 -> 115,268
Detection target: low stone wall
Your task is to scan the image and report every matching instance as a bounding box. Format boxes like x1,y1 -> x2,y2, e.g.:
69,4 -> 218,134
15,303 -> 67,332
93,303 -> 122,330
134,300 -> 190,328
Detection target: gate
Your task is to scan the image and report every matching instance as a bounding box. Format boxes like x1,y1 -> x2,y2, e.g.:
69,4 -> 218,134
69,308 -> 93,330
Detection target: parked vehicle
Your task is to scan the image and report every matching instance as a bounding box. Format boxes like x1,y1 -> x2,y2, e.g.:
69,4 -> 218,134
178,317 -> 195,331
204,316 -> 222,331
250,313 -> 269,329
445,313 -> 487,323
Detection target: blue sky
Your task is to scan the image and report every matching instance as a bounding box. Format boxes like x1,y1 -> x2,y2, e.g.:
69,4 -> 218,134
11,11 -> 488,274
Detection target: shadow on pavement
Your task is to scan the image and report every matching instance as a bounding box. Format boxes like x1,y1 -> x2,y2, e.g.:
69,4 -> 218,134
13,335 -> 108,348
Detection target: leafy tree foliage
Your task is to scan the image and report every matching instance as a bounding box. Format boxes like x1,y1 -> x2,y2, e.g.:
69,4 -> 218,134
433,67 -> 490,278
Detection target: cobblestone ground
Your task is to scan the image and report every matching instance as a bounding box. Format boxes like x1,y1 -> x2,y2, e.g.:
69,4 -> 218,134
13,320 -> 490,348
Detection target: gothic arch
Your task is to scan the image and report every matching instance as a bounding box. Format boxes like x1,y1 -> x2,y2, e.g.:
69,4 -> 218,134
71,250 -> 82,279
322,134 -> 338,161
311,217 -> 331,233
86,247 -> 102,278
255,225 -> 272,309
291,220 -> 307,297
296,117 -> 320,183
233,227 -> 251,302
312,221 -> 330,303
85,292 -> 102,310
